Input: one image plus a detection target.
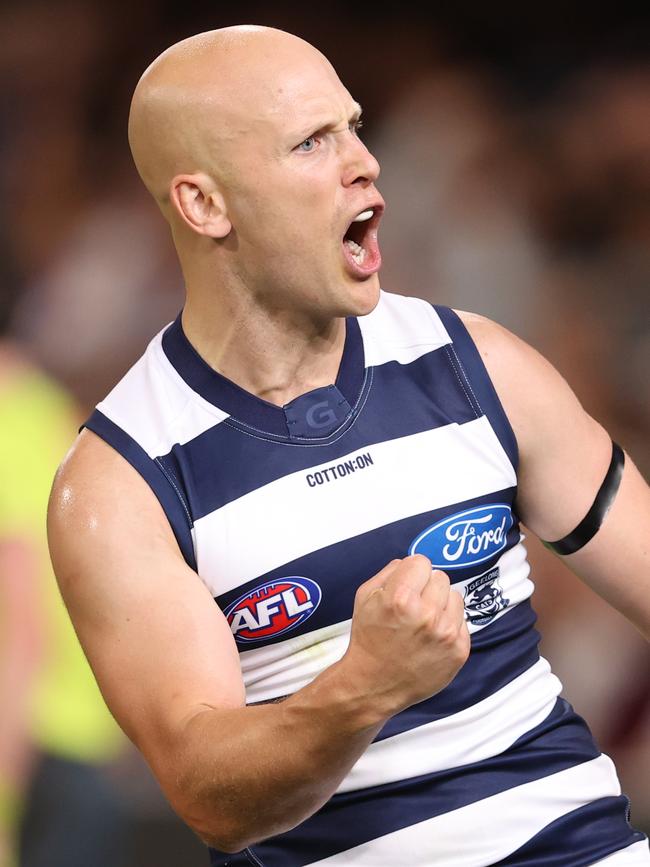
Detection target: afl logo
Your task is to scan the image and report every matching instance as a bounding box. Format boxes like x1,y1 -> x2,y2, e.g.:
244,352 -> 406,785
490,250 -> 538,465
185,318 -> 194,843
224,577 -> 322,644
409,504 -> 513,569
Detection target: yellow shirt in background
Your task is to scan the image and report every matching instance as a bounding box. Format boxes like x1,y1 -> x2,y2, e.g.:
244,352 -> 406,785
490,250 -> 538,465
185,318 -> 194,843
0,366 -> 123,763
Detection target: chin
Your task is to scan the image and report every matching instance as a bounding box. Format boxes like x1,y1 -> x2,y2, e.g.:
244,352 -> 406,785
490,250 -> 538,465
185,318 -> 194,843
344,274 -> 381,317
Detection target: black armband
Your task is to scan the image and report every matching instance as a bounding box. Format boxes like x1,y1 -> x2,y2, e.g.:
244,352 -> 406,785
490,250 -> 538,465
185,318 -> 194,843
543,441 -> 625,555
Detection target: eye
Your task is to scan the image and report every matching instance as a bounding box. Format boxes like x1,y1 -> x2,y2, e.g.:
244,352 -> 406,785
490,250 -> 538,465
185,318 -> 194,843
350,119 -> 364,136
297,136 -> 318,152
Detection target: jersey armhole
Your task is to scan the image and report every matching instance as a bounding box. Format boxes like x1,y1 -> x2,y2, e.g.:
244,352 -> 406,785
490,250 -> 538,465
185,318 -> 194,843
434,305 -> 519,472
82,409 -> 197,570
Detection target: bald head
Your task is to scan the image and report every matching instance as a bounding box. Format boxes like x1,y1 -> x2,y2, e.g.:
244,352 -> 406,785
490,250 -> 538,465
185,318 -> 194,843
128,26 -> 335,212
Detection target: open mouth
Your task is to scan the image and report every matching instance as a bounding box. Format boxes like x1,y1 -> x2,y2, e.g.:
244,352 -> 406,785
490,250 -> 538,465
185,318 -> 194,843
342,204 -> 383,276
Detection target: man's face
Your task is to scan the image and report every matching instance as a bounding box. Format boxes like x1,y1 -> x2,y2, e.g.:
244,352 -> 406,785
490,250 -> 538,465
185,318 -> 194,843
218,54 -> 385,320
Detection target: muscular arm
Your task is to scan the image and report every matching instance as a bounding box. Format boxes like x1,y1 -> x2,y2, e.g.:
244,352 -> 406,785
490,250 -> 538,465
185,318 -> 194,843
48,430 -> 468,852
461,311 -> 650,640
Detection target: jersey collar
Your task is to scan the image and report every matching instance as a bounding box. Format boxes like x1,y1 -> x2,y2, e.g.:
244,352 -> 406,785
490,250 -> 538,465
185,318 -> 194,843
161,312 -> 365,439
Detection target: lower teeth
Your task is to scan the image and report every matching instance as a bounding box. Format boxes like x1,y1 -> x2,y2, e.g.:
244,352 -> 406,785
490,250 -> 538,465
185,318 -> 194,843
346,239 -> 366,266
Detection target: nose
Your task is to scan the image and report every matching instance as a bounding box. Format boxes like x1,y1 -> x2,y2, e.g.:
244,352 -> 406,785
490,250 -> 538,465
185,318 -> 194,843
341,132 -> 381,187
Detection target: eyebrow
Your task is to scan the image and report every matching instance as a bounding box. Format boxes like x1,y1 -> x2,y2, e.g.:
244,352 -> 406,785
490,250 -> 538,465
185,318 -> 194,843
294,103 -> 364,143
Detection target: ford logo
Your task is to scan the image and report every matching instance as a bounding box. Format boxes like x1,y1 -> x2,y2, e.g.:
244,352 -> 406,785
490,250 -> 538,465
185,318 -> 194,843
409,504 -> 513,569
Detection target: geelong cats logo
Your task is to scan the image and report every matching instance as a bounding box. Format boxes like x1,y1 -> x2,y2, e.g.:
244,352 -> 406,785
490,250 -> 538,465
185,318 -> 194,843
463,566 -> 510,626
409,504 -> 513,569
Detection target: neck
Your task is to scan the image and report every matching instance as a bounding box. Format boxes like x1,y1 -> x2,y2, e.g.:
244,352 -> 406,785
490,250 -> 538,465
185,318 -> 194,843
182,293 -> 346,407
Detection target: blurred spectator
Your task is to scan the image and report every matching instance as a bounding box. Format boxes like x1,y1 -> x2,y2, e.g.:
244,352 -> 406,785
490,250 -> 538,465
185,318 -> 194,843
371,63 -> 549,343
15,175 -> 183,412
0,0 -> 184,412
0,280 -> 128,867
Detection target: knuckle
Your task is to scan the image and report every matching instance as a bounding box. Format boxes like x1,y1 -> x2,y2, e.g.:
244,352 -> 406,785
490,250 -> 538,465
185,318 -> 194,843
449,588 -> 465,614
354,584 -> 373,607
390,587 -> 412,616
439,623 -> 458,646
456,625 -> 471,659
421,612 -> 440,637
431,569 -> 451,586
423,612 -> 452,643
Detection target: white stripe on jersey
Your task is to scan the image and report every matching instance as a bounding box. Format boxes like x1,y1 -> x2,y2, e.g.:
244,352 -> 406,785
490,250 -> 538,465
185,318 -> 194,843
96,328 -> 228,458
338,657 -> 561,793
305,755 -> 621,866
242,620 -> 352,703
358,292 -> 452,368
591,841 -> 650,865
194,415 -> 516,595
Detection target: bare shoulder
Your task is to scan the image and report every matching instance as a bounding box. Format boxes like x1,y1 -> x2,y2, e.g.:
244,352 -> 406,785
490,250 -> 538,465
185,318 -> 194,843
49,427 -> 175,557
453,309 -> 549,395
48,427 -> 183,612
453,309 -> 599,444
51,426 -> 163,517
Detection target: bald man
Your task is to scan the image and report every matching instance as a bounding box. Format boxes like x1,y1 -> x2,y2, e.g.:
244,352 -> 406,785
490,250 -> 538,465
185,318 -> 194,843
48,25 -> 650,867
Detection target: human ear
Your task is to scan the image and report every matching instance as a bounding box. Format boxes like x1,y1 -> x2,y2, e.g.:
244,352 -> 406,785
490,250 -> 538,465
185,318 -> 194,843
170,173 -> 231,239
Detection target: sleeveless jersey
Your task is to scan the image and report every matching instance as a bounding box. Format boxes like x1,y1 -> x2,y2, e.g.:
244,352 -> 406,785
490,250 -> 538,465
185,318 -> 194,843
85,291 -> 648,866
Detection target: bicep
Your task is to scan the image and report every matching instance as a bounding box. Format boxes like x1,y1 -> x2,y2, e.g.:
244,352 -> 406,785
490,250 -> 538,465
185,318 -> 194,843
47,430 -> 245,764
461,311 -> 650,634
556,452 -> 650,635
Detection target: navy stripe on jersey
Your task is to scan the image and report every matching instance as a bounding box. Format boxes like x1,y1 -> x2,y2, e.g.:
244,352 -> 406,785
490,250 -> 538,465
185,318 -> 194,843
83,410 -> 197,570
160,342 -> 483,521
335,315 -> 365,401
492,796 -> 645,866
435,305 -> 519,470
209,701 -> 604,867
216,487 -> 521,649
161,314 -> 365,437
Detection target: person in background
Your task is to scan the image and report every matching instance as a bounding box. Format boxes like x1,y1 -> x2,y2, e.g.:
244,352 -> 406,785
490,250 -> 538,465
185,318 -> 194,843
0,280 -> 127,867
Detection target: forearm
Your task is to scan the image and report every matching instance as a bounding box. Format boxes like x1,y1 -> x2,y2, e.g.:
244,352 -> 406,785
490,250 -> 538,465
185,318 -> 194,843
159,658 -> 387,852
144,559 -> 469,852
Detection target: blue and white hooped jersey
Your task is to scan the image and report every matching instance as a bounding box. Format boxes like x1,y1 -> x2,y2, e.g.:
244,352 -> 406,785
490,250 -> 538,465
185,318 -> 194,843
86,291 -> 648,866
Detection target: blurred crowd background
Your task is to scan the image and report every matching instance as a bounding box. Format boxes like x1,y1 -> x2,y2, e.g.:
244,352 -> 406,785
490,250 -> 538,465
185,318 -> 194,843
1,2 -> 648,865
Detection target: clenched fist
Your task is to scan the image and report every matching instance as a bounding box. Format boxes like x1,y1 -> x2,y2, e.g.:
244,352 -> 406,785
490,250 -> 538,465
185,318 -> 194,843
341,555 -> 470,719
